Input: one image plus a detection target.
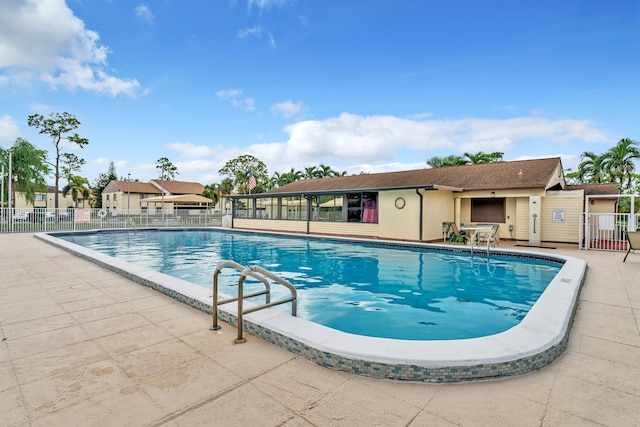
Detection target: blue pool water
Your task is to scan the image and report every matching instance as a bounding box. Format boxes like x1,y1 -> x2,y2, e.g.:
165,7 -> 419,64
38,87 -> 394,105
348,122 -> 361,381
59,230 -> 562,340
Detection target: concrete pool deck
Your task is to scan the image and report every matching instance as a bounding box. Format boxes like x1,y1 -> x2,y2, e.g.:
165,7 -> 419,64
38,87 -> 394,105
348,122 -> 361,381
1,234 -> 639,426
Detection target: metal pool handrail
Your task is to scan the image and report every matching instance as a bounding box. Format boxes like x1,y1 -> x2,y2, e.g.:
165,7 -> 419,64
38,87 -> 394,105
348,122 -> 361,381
210,260 -> 298,344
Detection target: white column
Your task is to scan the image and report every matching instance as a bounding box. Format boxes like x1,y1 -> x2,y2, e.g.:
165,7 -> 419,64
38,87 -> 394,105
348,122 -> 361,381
529,196 -> 542,246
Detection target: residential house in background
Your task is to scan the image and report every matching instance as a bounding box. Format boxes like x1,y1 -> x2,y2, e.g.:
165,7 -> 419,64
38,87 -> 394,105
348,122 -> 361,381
9,184 -> 81,210
101,179 -> 211,213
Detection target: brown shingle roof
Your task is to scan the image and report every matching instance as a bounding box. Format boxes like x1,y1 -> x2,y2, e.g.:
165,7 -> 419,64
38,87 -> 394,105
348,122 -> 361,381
265,158 -> 563,195
105,181 -> 162,194
150,180 -> 205,195
567,183 -> 619,195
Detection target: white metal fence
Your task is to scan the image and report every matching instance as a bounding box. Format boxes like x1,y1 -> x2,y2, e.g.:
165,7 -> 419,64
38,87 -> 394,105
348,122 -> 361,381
0,208 -> 226,233
580,212 -> 639,251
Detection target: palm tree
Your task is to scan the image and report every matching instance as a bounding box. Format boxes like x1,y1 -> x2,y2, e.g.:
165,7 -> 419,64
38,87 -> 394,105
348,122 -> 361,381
604,138 -> 640,191
278,168 -> 303,186
62,174 -> 91,208
1,138 -> 50,207
317,164 -> 335,177
303,166 -> 318,179
202,183 -> 221,207
577,151 -> 609,184
426,155 -> 467,168
463,151 -> 504,164
440,155 -> 468,167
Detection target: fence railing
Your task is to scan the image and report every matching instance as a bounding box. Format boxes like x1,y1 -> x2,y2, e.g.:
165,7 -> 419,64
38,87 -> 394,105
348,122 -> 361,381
580,212 -> 639,251
0,207 -> 227,233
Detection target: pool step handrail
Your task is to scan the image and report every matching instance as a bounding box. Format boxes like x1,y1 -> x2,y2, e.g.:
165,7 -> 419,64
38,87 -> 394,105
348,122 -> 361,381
211,260 -> 272,331
210,260 -> 298,344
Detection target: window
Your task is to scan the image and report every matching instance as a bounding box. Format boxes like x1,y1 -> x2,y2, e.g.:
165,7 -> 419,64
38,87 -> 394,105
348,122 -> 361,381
256,197 -> 277,219
234,198 -> 254,218
313,195 -> 344,222
471,198 -> 505,223
281,196 -> 307,220
35,194 -> 46,201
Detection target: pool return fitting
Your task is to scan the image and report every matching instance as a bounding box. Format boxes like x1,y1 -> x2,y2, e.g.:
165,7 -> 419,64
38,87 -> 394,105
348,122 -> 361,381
210,260 -> 297,343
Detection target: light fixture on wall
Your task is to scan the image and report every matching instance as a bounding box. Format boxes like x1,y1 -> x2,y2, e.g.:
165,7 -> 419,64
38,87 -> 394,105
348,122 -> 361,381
491,191 -> 495,198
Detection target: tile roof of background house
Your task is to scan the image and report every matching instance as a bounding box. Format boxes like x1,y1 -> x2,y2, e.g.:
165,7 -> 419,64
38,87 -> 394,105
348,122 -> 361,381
150,180 -> 205,195
104,181 -> 162,194
264,157 -> 563,195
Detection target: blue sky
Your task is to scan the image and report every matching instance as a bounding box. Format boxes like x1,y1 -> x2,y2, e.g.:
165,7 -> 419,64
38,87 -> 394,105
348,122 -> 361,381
1,0 -> 639,186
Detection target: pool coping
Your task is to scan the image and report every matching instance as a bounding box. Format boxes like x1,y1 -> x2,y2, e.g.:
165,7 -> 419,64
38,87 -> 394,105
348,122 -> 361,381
36,228 -> 587,383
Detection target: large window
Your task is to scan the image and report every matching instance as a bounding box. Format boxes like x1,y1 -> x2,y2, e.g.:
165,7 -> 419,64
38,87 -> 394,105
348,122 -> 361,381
471,198 -> 505,223
234,198 -> 254,218
281,196 -> 307,220
234,192 -> 377,223
314,195 -> 344,222
256,197 -> 278,219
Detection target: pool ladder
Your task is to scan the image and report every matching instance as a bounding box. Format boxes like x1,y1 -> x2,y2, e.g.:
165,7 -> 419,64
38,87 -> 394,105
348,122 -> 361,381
210,260 -> 297,344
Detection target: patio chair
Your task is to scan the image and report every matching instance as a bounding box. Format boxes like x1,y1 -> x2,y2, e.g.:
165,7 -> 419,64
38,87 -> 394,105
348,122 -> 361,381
446,222 -> 468,244
623,231 -> 640,262
477,224 -> 499,247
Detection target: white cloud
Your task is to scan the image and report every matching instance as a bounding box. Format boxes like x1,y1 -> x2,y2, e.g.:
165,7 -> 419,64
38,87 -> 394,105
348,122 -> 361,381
237,25 -> 276,48
134,5 -> 155,24
93,157 -> 109,165
0,0 -> 141,97
271,100 -> 306,118
216,88 -> 255,111
0,115 -> 21,147
167,142 -> 219,159
237,26 -> 263,40
247,0 -> 293,12
243,112 -> 609,166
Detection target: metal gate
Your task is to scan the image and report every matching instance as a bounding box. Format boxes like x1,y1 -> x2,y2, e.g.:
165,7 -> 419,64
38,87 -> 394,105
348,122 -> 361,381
580,194 -> 638,251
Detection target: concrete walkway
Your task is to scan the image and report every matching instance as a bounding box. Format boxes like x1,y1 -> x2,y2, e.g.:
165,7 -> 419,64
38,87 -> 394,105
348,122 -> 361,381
1,233 -> 639,426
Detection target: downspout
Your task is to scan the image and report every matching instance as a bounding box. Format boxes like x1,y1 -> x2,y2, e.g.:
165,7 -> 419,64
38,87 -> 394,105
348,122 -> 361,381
304,195 -> 311,234
230,199 -> 235,229
415,188 -> 423,242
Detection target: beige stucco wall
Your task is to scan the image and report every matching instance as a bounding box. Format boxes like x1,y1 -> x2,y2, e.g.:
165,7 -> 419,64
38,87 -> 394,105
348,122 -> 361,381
422,190 -> 454,241
103,191 -> 143,210
378,189 -> 422,241
540,190 -> 584,243
586,199 -> 617,214
515,197 -> 530,240
454,190 -> 547,241
12,192 -> 75,209
234,218 -> 308,234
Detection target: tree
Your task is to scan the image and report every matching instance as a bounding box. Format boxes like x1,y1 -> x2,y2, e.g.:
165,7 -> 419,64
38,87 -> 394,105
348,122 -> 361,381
27,112 -> 89,208
463,151 -> 504,164
218,154 -> 268,194
61,153 -> 86,179
91,162 -> 118,208
427,155 -> 467,168
156,157 -> 179,181
577,151 -> 609,184
0,138 -> 50,207
303,166 -> 318,179
426,156 -> 444,168
604,138 -> 640,192
202,183 -> 221,207
63,174 -> 91,208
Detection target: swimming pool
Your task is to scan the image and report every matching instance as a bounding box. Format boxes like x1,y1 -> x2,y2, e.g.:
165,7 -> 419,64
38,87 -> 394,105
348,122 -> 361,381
56,229 -> 560,341
38,229 -> 587,382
